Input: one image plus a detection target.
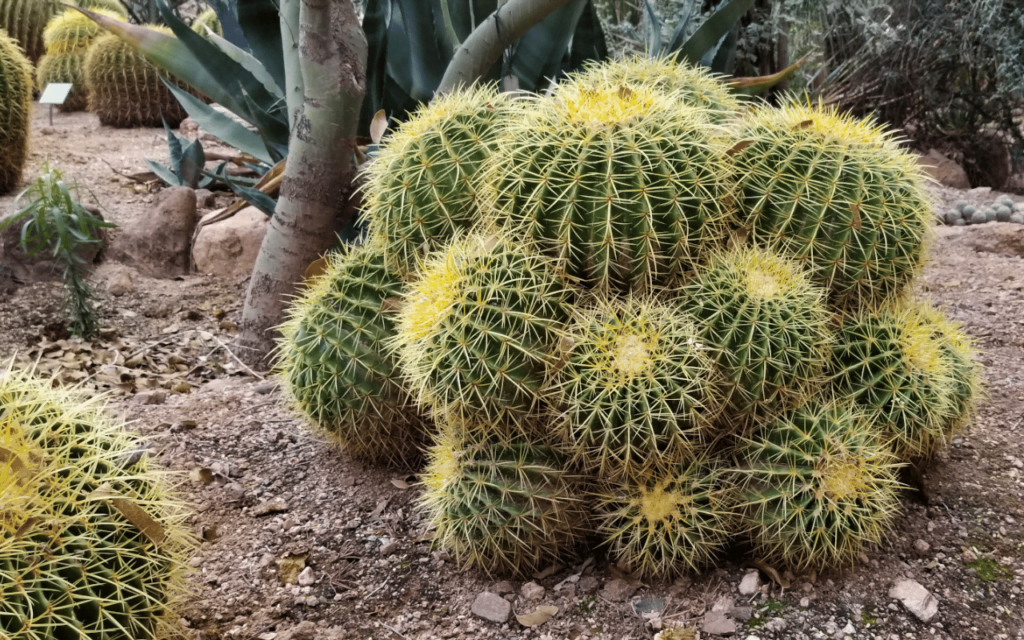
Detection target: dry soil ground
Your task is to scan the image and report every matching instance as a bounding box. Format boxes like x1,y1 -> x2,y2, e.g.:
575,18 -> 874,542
1,104 -> 1023,640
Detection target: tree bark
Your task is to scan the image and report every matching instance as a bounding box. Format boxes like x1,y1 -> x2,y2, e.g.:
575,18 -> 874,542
436,0 -> 575,95
236,0 -> 367,369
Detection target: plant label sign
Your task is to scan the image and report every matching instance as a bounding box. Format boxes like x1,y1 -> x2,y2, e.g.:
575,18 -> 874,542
39,83 -> 73,105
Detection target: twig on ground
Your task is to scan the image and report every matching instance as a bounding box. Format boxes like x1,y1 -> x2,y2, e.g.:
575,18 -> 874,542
381,624 -> 411,640
211,334 -> 265,380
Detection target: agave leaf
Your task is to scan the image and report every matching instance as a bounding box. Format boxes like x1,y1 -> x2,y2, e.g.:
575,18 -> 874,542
431,0 -> 460,54
359,0 -> 389,135
674,0 -> 756,65
146,160 -> 183,187
511,0 -> 588,92
239,87 -> 289,150
214,169 -> 278,216
663,0 -> 700,54
207,31 -> 284,100
163,120 -> 184,175
237,0 -> 285,93
642,0 -> 663,56
205,0 -> 247,49
705,23 -> 738,74
162,81 -> 276,164
395,0 -> 447,102
179,138 -> 207,188
728,54 -> 809,95
567,0 -> 608,70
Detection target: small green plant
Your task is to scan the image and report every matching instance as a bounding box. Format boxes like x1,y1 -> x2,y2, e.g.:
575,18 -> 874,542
967,556 -> 1013,581
0,162 -> 114,339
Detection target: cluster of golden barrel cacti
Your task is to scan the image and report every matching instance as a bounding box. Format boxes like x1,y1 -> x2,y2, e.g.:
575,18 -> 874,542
279,56 -> 983,579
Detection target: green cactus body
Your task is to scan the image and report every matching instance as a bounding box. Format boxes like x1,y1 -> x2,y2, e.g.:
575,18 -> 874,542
0,0 -> 55,63
36,52 -> 87,109
918,306 -> 982,440
483,83 -> 735,292
1011,214 -> 1024,224
568,55 -> 742,123
362,85 -> 508,277
984,208 -> 996,222
942,211 -> 959,225
278,245 -> 428,465
962,204 -> 977,217
970,210 -> 986,225
393,233 -> 571,437
0,368 -> 193,640
953,218 -> 967,226
0,29 -> 32,195
192,8 -> 220,38
420,425 -> 586,576
730,101 -> 933,308
734,401 -> 901,571
955,200 -> 967,212
830,303 -> 960,460
996,207 -> 1011,223
685,246 -> 831,420
593,456 -> 732,578
83,28 -> 189,128
37,9 -> 121,113
559,294 -> 724,479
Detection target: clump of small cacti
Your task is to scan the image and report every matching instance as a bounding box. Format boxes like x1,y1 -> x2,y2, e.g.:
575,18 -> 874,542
593,456 -> 732,578
0,0 -> 57,63
83,27 -> 190,128
685,246 -> 831,419
278,244 -> 428,465
37,9 -> 122,112
362,85 -> 509,277
568,55 -> 742,122
0,29 -> 33,194
733,400 -> 901,571
0,366 -> 193,640
420,424 -> 586,576
392,233 -> 572,437
483,82 -> 735,292
558,294 -> 724,479
730,100 -> 933,308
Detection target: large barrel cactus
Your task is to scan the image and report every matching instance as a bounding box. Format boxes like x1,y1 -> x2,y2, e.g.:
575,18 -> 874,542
362,85 -> 508,277
393,233 -> 572,438
730,100 -> 933,308
37,9 -> 121,112
83,28 -> 189,128
733,401 -> 901,571
0,28 -> 32,195
278,244 -> 428,465
0,368 -> 193,640
0,0 -> 56,63
483,82 -> 735,292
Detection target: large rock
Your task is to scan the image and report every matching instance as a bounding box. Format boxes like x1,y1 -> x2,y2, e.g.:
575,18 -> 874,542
0,205 -> 107,282
192,206 -> 269,278
112,187 -> 196,278
918,149 -> 971,189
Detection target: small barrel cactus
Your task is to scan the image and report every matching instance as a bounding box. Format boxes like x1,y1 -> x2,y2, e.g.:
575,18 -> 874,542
393,233 -> 572,437
83,28 -> 190,128
277,244 -> 429,465
970,210 -> 987,225
996,207 -> 1012,223
953,218 -> 967,227
0,367 -> 193,640
0,29 -> 33,195
37,9 -> 122,112
0,0 -> 56,63
558,294 -> 725,479
733,400 -> 901,571
942,211 -> 960,225
954,200 -> 968,213
685,246 -> 832,419
483,82 -> 735,292
567,54 -> 742,122
1011,214 -> 1024,224
592,456 -> 733,578
420,425 -> 587,576
362,85 -> 509,277
984,207 -> 997,223
730,100 -> 933,308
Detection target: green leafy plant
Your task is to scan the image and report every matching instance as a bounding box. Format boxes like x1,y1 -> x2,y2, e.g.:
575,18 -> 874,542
0,162 -> 114,339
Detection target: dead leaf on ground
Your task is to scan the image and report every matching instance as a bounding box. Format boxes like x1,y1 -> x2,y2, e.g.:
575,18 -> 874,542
516,605 -> 558,628
533,564 -> 563,580
389,478 -> 411,490
190,467 -> 215,485
277,552 -> 307,585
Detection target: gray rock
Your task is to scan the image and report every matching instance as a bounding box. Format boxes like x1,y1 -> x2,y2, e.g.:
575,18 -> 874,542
702,610 -> 737,635
730,606 -> 754,621
471,591 -> 511,623
106,267 -> 134,296
889,578 -> 939,622
254,380 -> 278,394
917,149 -> 970,189
492,580 -> 514,595
711,596 -> 735,612
599,578 -> 637,603
913,539 -> 930,555
192,205 -> 269,278
765,617 -> 787,633
132,390 -> 167,405
297,567 -> 315,586
521,581 -> 545,601
112,186 -> 196,278
194,188 -> 217,209
800,597 -> 811,608
738,570 -> 761,596
577,576 -> 599,594
253,497 -> 289,516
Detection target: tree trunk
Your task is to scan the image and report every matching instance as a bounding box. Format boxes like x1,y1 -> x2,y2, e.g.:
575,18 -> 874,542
236,0 -> 367,369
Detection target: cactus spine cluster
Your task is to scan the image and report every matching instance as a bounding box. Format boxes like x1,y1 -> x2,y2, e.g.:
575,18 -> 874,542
559,294 -> 724,478
0,28 -> 32,195
37,9 -> 121,112
686,246 -> 831,419
362,85 -> 508,277
0,0 -> 56,63
191,8 -> 221,38
730,101 -> 933,308
733,401 -> 901,571
483,82 -> 734,292
278,245 -> 427,465
83,27 -> 189,128
0,367 -> 192,640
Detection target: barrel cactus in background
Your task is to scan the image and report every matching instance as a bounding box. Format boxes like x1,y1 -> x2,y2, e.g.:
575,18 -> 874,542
278,244 -> 428,465
83,27 -> 189,128
685,246 -> 831,420
393,233 -> 572,438
37,9 -> 122,112
483,82 -> 735,292
733,401 -> 901,571
420,424 -> 586,576
830,303 -> 960,460
0,0 -> 55,63
362,85 -> 509,277
559,294 -> 724,479
0,367 -> 193,640
0,29 -> 32,195
568,55 -> 742,122
191,8 -> 220,38
593,456 -> 732,578
730,100 -> 933,308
